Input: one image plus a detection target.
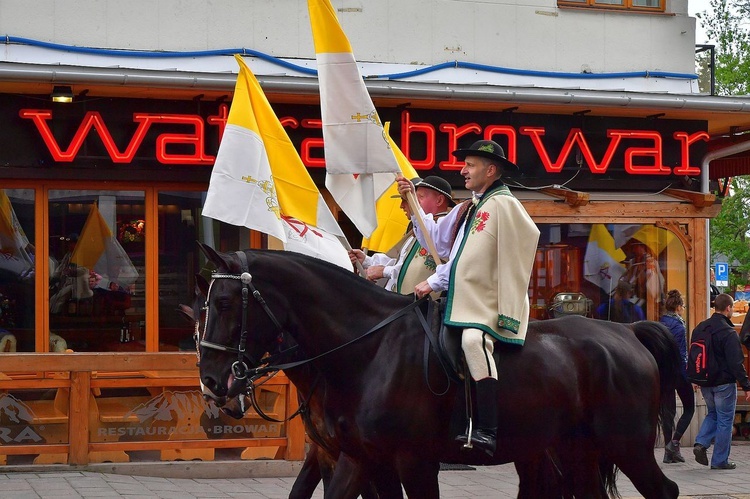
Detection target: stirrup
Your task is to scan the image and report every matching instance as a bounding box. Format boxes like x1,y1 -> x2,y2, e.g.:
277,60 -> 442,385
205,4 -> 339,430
463,418 -> 474,449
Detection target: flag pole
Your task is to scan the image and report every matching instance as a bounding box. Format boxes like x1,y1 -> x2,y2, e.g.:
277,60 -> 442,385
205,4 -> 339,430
337,235 -> 368,277
399,175 -> 442,267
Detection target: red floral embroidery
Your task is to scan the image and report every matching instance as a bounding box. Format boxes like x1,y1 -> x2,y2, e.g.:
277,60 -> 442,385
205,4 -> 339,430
471,211 -> 490,233
418,248 -> 428,257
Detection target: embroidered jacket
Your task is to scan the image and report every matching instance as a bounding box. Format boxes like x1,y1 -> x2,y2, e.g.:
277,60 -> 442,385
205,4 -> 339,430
413,182 -> 540,344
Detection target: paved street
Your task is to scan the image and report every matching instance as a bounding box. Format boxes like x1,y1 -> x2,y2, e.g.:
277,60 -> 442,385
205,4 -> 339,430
2,442 -> 750,498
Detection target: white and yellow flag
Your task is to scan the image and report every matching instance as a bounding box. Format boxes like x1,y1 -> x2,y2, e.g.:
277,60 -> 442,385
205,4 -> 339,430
583,224 -> 627,293
361,122 -> 420,253
0,190 -> 33,276
203,55 -> 343,243
308,0 -> 400,237
72,203 -> 139,288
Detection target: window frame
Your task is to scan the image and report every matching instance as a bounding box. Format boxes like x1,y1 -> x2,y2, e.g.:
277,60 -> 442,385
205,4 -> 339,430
558,0 -> 665,12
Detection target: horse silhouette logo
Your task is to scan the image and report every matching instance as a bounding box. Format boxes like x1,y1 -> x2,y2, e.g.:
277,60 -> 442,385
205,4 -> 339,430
124,390 -> 220,423
0,393 -> 36,424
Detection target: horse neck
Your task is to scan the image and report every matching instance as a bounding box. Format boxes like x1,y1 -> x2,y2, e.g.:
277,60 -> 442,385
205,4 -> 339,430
253,251 -> 417,384
283,291 -> 415,394
273,262 -> 410,355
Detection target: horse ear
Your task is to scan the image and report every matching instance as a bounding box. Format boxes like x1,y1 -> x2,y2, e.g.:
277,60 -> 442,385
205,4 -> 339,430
197,241 -> 233,271
176,303 -> 196,323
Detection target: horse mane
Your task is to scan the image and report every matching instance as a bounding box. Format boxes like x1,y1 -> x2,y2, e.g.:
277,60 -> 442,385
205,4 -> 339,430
243,249 -> 414,306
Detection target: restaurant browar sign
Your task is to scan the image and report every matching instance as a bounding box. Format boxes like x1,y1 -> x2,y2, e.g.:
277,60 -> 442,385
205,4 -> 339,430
0,391 -> 280,445
1,94 -> 707,192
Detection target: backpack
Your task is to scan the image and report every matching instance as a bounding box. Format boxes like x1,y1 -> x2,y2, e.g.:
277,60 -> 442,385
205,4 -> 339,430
687,326 -> 720,386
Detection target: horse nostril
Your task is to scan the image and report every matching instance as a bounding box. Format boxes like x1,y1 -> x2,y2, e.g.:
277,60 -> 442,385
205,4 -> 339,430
202,376 -> 227,397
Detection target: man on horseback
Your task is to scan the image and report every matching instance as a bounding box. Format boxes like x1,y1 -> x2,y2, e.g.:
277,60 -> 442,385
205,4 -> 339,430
349,176 -> 454,293
397,140 -> 540,456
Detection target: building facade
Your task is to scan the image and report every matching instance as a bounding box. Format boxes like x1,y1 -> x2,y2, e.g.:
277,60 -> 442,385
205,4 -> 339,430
0,0 -> 749,465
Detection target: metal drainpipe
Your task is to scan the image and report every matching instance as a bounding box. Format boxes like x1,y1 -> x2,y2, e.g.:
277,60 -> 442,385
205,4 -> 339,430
701,138 -> 750,318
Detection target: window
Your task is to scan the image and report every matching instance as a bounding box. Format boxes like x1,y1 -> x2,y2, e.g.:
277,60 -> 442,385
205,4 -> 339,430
48,190 -> 145,352
156,190 -> 253,352
0,189 -> 35,352
558,0 -> 664,11
529,223 -> 687,323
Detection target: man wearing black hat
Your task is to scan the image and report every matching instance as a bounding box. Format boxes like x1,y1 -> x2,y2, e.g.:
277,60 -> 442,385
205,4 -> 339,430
397,140 -> 539,456
350,176 -> 454,293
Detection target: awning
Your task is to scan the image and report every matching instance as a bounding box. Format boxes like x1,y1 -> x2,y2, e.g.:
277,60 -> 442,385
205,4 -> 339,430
708,137 -> 750,180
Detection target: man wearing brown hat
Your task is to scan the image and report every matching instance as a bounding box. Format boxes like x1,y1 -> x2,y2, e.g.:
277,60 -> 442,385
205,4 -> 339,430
350,176 -> 454,293
397,140 -> 539,456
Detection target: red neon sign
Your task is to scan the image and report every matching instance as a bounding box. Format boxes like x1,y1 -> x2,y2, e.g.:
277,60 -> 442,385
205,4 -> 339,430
19,106 -> 708,176
19,106 -> 230,165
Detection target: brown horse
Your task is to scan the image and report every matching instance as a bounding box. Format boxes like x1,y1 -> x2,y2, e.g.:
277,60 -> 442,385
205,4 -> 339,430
196,245 -> 680,499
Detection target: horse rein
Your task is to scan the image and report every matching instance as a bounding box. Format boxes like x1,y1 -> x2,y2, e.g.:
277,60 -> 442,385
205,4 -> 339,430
199,250 -> 452,415
199,251 -> 292,399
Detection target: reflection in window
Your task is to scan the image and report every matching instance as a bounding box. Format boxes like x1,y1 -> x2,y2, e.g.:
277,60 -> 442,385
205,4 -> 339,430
157,191 -> 251,352
0,189 -> 35,351
530,223 -> 687,323
49,191 -> 144,352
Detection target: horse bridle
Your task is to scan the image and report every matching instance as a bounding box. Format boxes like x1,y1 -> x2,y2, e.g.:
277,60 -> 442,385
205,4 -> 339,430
198,250 -> 452,416
198,251 -> 292,400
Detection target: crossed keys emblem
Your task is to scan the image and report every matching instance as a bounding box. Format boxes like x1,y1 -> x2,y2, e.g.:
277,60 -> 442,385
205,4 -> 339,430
282,216 -> 322,239
350,109 -> 392,149
241,174 -> 281,219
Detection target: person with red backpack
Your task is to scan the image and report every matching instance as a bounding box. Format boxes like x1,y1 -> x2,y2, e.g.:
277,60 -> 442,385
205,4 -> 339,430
689,293 -> 750,470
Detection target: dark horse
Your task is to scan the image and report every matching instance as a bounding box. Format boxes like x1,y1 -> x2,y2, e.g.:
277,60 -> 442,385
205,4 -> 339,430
181,280 -> 386,499
196,245 -> 680,499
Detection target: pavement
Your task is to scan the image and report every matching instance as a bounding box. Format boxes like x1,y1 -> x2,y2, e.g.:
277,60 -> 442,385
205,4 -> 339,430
3,442 -> 750,498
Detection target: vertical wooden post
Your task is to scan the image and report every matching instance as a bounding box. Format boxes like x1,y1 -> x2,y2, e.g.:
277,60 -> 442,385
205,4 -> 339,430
145,188 -> 160,352
284,381 -> 306,461
691,217 -> 709,328
68,370 -> 91,465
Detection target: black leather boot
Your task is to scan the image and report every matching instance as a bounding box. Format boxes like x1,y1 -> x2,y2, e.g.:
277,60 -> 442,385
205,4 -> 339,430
456,378 -> 498,456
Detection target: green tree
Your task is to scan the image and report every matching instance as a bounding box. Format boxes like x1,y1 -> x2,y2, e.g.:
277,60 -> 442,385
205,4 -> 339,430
696,0 -> 750,95
700,1 -> 750,290
710,178 -> 750,289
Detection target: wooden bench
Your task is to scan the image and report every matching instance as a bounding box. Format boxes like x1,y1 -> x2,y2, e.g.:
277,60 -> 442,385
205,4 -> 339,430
735,394 -> 750,439
157,390 -> 215,462
240,384 -> 286,460
88,395 -> 151,463
24,387 -> 70,464
0,388 -> 69,465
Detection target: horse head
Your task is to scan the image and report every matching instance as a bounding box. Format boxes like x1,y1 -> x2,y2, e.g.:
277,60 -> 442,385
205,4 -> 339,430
178,272 -> 244,418
195,243 -> 297,408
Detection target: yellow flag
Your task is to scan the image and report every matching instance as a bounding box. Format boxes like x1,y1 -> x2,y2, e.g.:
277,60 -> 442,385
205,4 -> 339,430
0,191 -> 17,248
583,224 -> 627,293
361,123 -> 420,253
630,225 -> 674,256
203,55 -> 342,240
308,0 -> 352,53
0,190 -> 31,264
71,203 -> 111,269
308,0 -> 399,238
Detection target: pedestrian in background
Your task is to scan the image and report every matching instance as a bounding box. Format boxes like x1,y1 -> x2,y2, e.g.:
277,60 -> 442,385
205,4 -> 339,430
595,280 -> 645,323
660,289 -> 694,463
691,293 -> 750,470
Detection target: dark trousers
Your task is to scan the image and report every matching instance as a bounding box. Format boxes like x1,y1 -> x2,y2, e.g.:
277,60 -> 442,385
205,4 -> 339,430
662,374 -> 696,441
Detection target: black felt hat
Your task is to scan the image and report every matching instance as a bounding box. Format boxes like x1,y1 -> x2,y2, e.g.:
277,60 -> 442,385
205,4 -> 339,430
452,140 -> 518,172
391,177 -> 421,198
414,176 -> 455,206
